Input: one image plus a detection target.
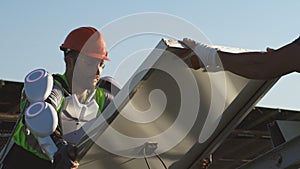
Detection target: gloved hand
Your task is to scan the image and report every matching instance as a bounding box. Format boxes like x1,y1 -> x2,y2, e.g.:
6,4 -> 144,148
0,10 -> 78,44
182,38 -> 221,71
53,140 -> 78,169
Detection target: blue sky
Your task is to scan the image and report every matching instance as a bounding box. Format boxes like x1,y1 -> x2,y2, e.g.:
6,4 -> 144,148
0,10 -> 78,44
0,1 -> 300,110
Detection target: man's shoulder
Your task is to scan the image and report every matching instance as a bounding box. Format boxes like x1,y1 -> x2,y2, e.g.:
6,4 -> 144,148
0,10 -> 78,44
52,74 -> 70,94
97,76 -> 121,96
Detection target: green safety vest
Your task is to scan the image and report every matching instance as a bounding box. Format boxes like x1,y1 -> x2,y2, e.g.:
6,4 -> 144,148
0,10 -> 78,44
12,73 -> 105,160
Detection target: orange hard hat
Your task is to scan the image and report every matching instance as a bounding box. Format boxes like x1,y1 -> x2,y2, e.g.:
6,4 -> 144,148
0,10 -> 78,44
60,26 -> 109,61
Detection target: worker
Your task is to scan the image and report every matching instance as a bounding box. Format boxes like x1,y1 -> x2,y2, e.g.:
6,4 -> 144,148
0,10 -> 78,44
1,26 -> 118,169
181,36 -> 300,79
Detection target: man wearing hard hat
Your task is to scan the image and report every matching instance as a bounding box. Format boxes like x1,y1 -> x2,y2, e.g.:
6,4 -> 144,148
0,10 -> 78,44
1,26 -> 120,169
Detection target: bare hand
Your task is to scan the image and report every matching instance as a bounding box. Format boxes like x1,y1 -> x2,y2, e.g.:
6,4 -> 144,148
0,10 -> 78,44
71,161 -> 79,169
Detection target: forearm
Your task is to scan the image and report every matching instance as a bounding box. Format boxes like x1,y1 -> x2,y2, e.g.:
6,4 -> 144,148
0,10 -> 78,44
182,37 -> 300,79
218,40 -> 300,79
218,51 -> 275,79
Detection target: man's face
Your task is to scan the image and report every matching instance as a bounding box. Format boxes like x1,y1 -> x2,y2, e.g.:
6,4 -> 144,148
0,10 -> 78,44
72,53 -> 104,91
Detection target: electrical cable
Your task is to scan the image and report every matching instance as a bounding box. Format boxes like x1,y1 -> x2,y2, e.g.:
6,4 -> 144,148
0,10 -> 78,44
143,146 -> 168,169
143,148 -> 151,169
155,152 -> 168,169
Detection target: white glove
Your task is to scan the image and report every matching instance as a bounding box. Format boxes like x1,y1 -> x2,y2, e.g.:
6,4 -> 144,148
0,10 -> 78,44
182,38 -> 222,71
